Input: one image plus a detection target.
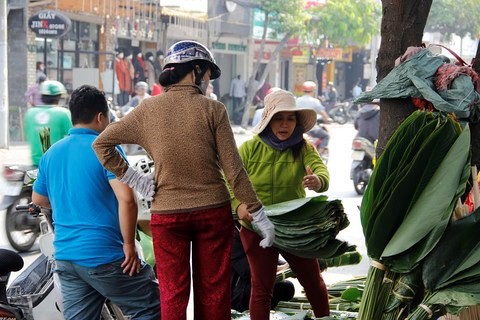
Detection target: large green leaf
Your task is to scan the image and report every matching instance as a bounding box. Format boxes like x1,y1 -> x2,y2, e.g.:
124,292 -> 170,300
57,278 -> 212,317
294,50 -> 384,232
360,111 -> 430,233
382,125 -> 470,258
439,260 -> 480,290
422,208 -> 480,290
366,117 -> 459,259
364,113 -> 441,246
424,284 -> 480,311
265,195 -> 327,216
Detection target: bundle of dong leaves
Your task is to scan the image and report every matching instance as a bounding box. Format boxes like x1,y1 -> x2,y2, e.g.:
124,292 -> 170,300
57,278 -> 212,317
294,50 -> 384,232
357,110 -> 471,319
404,207 -> 480,319
231,277 -> 366,319
257,196 -> 354,259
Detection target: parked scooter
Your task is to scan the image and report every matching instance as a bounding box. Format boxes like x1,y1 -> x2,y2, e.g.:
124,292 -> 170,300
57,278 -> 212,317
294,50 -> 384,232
350,137 -> 375,195
0,166 -> 41,252
0,203 -> 64,320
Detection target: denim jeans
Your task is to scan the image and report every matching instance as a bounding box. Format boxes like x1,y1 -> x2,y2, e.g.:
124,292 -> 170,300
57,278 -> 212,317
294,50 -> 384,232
55,259 -> 160,320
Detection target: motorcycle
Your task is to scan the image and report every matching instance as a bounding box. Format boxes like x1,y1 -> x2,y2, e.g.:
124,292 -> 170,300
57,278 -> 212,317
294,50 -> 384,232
0,203 -> 64,320
350,137 -> 375,195
328,100 -> 360,125
306,117 -> 330,164
0,166 -> 42,252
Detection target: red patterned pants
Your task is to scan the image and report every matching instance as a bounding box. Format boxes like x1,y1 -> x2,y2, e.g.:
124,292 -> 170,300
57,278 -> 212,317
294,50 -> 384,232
151,205 -> 233,320
240,227 -> 330,319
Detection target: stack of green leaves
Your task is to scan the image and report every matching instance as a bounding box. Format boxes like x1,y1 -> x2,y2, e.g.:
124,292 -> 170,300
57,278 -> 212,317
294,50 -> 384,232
327,277 -> 366,298
406,208 -> 480,320
318,251 -> 363,271
357,110 -> 471,320
231,310 -> 311,320
262,196 -> 353,259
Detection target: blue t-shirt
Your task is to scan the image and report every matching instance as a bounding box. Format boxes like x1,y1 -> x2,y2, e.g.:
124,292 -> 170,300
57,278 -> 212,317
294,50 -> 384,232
34,128 -> 125,267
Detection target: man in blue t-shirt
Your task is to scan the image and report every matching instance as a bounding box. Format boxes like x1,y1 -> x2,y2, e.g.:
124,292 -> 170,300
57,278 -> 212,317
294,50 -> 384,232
32,85 -> 160,320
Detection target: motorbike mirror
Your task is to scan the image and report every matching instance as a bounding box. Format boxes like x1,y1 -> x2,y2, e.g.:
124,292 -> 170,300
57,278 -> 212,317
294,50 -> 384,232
0,249 -> 24,274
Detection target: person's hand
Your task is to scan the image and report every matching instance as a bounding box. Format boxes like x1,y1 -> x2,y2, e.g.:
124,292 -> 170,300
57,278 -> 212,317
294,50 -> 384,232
252,207 -> 275,248
120,167 -> 155,201
237,203 -> 253,222
121,243 -> 141,276
303,166 -> 322,191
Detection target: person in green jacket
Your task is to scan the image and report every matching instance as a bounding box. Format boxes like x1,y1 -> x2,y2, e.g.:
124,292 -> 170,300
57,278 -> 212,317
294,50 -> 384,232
24,80 -> 72,166
233,89 -> 330,319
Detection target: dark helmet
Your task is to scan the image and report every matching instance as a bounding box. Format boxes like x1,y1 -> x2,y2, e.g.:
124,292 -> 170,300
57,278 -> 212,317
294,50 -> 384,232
163,40 -> 221,79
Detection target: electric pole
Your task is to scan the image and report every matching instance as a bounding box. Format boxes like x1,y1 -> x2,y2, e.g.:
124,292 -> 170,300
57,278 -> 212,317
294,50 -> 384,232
0,0 -> 8,148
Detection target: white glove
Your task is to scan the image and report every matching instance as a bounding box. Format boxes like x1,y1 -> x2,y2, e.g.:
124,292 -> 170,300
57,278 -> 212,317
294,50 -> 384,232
251,207 -> 275,248
120,167 -> 156,201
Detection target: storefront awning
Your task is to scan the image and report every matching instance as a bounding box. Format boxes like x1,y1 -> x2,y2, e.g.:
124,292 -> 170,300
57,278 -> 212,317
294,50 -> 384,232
161,7 -> 207,21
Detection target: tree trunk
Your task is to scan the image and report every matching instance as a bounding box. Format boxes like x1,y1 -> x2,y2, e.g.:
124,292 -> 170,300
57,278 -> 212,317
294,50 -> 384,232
376,0 -> 433,156
241,6 -> 293,127
469,41 -> 480,166
242,10 -> 270,127
241,32 -> 291,127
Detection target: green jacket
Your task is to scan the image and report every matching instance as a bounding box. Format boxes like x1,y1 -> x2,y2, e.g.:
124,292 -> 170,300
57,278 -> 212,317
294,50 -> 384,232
232,135 -> 329,212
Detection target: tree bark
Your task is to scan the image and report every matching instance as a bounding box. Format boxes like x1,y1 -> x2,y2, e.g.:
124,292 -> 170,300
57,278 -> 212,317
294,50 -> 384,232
469,41 -> 480,165
376,0 -> 433,156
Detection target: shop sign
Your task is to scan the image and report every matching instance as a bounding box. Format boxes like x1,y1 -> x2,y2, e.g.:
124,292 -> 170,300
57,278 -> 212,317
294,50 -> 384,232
212,42 -> 227,50
254,50 -> 272,61
228,44 -> 247,53
292,55 -> 309,64
212,42 -> 246,53
337,47 -> 353,63
28,10 -> 71,38
317,48 -> 343,60
291,46 -> 310,64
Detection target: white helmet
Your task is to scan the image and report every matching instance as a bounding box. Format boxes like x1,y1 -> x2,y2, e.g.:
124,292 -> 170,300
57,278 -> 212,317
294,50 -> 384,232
163,40 -> 221,80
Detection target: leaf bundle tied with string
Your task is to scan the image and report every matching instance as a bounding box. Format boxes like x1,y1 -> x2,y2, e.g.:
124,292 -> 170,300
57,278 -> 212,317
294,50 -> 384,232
357,110 -> 471,320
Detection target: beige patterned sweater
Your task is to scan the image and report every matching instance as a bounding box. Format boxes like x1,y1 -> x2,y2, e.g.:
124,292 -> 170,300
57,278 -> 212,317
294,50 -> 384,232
93,84 -> 262,214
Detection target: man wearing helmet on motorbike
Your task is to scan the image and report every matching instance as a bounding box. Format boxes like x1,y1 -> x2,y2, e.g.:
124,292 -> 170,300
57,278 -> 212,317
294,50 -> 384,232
296,81 -> 331,153
128,81 -> 151,108
94,40 -> 273,320
23,80 -> 72,166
